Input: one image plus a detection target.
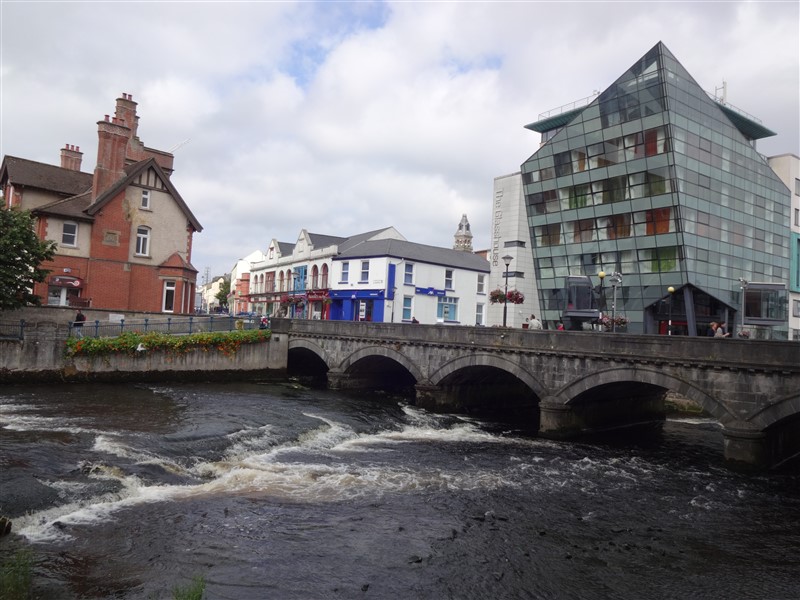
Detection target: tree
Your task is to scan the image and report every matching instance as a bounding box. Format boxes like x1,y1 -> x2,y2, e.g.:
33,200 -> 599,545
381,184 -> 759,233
215,278 -> 230,309
0,209 -> 56,311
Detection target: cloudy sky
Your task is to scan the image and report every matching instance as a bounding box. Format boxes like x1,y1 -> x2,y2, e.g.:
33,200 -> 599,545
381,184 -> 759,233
1,1 -> 798,280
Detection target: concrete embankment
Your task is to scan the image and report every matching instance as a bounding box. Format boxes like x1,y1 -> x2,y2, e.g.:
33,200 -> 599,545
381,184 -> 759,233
0,332 -> 289,384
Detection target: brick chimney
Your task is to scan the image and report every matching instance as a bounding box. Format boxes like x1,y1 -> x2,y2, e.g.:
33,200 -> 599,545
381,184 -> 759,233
60,144 -> 83,171
92,113 -> 131,200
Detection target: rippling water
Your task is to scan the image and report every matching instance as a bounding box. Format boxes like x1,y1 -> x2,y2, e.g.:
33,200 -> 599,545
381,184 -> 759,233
1,381 -> 799,599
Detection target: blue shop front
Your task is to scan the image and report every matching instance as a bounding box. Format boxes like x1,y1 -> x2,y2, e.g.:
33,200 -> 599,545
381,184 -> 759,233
329,288 -> 391,322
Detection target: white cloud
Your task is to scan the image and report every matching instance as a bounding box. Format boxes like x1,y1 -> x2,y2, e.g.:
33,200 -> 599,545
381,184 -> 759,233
1,0 -> 797,281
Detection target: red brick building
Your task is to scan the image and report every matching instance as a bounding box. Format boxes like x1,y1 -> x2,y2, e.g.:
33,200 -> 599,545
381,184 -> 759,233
0,93 -> 203,313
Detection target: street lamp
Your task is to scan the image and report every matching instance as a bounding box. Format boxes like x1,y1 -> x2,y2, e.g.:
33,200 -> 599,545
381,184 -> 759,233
667,286 -> 675,335
502,255 -> 513,328
608,272 -> 623,332
738,278 -> 749,337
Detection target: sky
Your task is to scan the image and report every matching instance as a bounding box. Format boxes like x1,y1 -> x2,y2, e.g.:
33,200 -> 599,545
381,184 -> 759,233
1,1 -> 798,281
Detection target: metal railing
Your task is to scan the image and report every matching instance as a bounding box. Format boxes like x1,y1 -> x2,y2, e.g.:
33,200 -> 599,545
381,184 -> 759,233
0,315 -> 268,341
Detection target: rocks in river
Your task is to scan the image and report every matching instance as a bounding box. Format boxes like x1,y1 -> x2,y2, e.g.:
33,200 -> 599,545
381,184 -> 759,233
0,515 -> 11,536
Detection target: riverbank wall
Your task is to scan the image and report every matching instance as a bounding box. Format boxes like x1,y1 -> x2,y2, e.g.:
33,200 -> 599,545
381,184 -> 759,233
0,320 -> 290,383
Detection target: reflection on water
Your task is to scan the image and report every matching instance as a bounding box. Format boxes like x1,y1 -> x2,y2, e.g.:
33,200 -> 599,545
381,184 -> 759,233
1,381 -> 799,599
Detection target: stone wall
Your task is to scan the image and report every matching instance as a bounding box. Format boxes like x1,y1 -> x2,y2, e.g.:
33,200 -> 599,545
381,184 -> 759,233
0,323 -> 289,383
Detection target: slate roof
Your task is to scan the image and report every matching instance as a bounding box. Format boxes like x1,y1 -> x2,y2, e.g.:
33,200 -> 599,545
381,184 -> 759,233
336,238 -> 490,272
275,241 -> 296,255
339,227 -> 401,252
34,190 -> 93,221
0,156 -> 92,196
307,232 -> 346,248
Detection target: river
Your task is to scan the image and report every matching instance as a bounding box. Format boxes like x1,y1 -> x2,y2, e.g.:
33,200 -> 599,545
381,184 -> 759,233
1,381 -> 798,599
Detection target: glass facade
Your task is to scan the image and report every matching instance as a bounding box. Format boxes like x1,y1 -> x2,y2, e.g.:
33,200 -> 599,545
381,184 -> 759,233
521,42 -> 791,335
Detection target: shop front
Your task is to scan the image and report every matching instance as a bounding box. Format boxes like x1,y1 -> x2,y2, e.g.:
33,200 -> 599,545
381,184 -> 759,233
47,275 -> 87,307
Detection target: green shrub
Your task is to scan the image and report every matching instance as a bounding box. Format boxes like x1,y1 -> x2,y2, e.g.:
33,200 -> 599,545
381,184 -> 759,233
172,575 -> 205,600
0,549 -> 33,600
65,329 -> 271,359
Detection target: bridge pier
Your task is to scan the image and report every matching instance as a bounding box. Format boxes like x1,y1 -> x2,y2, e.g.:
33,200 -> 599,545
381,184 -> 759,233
327,369 -> 375,391
538,400 -> 582,438
722,422 -> 769,469
539,394 -> 665,439
415,382 -> 460,412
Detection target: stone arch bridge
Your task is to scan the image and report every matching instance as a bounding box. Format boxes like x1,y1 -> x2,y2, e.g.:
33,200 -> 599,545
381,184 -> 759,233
270,319 -> 800,469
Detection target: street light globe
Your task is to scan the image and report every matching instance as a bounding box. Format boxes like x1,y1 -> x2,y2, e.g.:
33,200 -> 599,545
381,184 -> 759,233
502,255 -> 513,267
668,286 -> 675,294
598,271 -> 606,279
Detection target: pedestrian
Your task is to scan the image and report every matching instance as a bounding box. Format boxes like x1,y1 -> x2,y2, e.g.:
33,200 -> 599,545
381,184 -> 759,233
529,314 -> 543,330
715,321 -> 731,338
556,320 -> 565,331
706,322 -> 717,337
73,309 -> 86,338
411,316 -> 419,324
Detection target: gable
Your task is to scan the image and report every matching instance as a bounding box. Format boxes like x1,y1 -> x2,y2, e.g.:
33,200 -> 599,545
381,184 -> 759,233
522,42 -> 776,169
87,157 -> 202,232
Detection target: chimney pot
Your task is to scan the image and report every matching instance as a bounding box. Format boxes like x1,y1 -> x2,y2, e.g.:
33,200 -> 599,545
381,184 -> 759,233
105,115 -> 110,122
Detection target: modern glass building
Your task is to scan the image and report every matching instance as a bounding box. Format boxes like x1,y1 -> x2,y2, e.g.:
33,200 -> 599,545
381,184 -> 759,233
521,42 -> 791,336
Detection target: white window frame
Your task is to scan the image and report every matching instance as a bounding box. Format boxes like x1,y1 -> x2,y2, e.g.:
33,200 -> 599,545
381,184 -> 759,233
404,263 -> 414,285
402,296 -> 413,320
341,262 -> 349,283
360,260 -> 369,283
445,269 -> 454,290
61,221 -> 78,247
477,274 -> 485,294
437,295 -> 458,322
136,226 -> 151,256
141,189 -> 151,210
162,280 -> 176,313
475,302 -> 485,326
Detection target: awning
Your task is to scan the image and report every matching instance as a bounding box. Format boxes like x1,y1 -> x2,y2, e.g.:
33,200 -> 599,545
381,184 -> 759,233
50,275 -> 84,288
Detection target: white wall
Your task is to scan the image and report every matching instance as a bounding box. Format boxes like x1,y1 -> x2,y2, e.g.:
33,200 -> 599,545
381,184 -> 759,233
767,153 -> 800,338
487,172 -> 541,328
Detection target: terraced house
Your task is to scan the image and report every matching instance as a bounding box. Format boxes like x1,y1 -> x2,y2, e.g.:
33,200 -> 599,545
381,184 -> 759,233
0,94 -> 203,313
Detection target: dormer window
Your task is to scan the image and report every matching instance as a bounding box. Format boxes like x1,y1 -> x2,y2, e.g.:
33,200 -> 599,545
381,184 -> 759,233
141,189 -> 151,210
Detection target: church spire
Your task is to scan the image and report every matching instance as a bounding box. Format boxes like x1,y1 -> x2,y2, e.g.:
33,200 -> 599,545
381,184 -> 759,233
453,213 -> 473,252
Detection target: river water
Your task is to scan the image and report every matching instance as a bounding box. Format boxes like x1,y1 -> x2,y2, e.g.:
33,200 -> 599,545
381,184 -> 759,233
1,381 -> 798,599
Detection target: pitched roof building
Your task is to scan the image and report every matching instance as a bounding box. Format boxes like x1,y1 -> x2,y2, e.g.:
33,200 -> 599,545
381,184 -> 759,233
1,93 -> 203,314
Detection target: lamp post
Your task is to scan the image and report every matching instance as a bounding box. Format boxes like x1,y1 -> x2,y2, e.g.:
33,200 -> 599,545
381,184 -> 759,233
502,254 -> 513,328
738,278 -> 748,337
598,270 -> 606,318
667,286 -> 675,335
608,272 -> 623,332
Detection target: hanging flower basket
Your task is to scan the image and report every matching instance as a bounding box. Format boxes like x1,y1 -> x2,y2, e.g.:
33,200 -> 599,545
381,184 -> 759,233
599,315 -> 629,331
489,288 -> 525,304
280,295 -> 304,306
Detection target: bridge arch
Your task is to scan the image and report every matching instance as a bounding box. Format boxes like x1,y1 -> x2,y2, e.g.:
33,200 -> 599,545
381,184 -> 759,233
288,338 -> 330,363
553,366 -> 738,423
429,353 -> 547,399
337,345 -> 424,382
538,365 -> 742,441
747,391 -> 800,429
287,338 -> 331,380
